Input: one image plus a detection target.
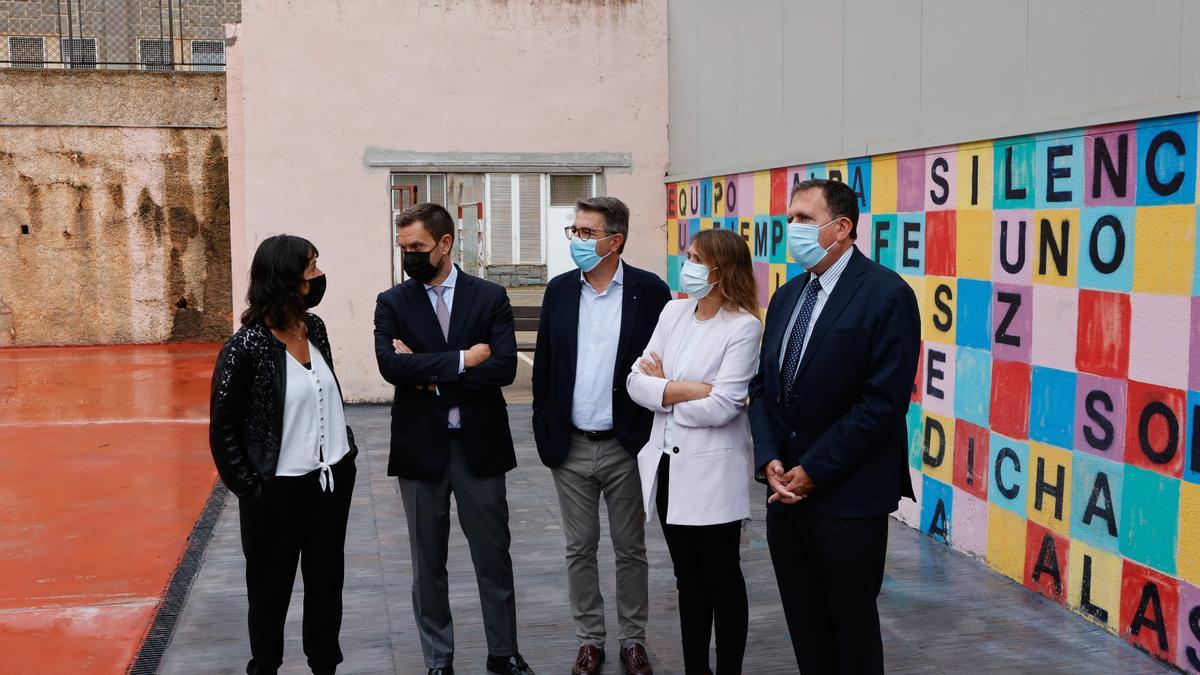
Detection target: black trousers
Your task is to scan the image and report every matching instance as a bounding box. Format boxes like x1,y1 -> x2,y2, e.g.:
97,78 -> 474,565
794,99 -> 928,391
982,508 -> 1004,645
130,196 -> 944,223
656,454 -> 748,675
239,457 -> 356,675
766,506 -> 889,674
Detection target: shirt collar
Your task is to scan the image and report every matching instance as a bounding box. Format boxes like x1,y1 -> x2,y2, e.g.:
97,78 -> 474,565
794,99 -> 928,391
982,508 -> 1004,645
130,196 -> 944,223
425,263 -> 458,292
813,245 -> 852,294
580,260 -> 624,293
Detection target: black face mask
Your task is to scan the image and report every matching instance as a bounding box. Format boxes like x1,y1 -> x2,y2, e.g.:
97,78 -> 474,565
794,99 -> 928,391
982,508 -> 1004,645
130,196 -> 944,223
302,274 -> 327,308
403,248 -> 443,284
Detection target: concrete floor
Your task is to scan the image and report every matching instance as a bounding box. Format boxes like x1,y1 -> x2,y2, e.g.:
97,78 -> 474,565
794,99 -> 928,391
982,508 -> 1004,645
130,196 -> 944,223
0,344 -> 221,674
0,340 -> 1173,674
160,405 -> 1169,675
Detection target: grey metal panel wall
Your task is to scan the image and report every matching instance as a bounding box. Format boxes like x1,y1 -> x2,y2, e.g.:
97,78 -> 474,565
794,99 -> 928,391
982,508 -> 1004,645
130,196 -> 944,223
668,0 -> 1200,180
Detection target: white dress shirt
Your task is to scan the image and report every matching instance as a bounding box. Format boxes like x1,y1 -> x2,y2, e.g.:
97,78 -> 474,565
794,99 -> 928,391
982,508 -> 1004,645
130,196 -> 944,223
779,246 -> 853,370
424,264 -> 466,428
571,261 -> 624,431
277,342 -> 351,492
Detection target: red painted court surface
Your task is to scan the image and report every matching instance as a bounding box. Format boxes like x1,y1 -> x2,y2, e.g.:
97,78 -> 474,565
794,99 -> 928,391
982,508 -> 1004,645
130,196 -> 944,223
0,344 -> 220,674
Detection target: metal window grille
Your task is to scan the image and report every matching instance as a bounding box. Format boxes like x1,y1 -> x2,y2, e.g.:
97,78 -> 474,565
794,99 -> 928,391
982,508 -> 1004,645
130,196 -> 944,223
61,37 -> 97,69
8,36 -> 44,68
1,1 -> 240,71
550,174 -> 594,207
190,39 -> 223,72
390,174 -> 447,210
139,38 -> 171,71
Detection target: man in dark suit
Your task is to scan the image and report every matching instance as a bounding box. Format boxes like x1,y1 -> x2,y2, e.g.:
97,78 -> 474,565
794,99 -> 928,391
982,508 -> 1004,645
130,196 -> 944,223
374,202 -> 534,675
748,179 -> 921,674
532,196 -> 670,675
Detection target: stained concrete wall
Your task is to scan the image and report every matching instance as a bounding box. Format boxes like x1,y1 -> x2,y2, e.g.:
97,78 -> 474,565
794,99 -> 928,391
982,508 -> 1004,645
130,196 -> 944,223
227,0 -> 669,401
0,69 -> 231,346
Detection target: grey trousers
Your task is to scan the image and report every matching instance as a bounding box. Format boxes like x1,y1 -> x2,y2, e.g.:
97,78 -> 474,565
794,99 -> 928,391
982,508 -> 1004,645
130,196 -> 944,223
551,432 -> 649,648
398,439 -> 518,669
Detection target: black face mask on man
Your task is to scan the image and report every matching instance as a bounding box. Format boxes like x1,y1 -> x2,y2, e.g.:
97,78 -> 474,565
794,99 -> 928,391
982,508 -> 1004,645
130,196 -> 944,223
403,242 -> 445,284
302,273 -> 327,308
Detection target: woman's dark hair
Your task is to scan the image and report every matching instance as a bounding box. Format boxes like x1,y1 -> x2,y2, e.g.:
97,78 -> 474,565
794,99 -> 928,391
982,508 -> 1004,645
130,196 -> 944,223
241,234 -> 317,328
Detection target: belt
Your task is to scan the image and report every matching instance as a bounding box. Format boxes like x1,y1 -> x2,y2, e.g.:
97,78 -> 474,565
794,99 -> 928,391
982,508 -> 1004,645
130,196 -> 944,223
572,427 -> 615,441
447,428 -> 463,440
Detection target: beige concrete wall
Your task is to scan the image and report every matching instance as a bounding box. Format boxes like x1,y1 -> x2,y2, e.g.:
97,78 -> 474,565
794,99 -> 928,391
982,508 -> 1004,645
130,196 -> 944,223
0,70 -> 231,346
228,0 -> 669,401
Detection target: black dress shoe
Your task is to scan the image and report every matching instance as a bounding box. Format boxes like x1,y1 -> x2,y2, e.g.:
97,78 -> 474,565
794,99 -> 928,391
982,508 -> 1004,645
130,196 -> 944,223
487,653 -> 535,675
428,668 -> 455,675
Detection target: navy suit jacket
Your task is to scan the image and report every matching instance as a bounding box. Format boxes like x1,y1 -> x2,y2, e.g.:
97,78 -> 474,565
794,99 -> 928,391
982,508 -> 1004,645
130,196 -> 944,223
531,263 -> 672,468
748,247 -> 920,518
374,266 -> 518,480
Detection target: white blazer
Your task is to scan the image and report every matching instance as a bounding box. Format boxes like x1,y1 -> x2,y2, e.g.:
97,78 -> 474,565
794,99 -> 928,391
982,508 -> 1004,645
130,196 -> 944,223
626,298 -> 763,526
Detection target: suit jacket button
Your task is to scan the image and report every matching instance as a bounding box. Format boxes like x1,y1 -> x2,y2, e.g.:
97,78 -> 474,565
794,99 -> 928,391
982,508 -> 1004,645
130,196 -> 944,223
789,431 -> 797,439
672,447 -> 680,454
776,396 -> 781,404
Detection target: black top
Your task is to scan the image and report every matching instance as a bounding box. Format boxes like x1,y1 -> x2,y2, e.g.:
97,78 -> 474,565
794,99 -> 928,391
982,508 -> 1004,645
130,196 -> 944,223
209,314 -> 358,504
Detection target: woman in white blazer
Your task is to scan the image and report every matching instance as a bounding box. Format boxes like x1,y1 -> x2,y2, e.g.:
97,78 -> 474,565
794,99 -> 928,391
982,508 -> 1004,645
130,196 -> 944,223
627,228 -> 762,675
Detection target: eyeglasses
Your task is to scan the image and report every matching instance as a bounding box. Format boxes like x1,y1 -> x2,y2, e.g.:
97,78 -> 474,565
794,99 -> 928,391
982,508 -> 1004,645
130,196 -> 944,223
564,226 -> 612,242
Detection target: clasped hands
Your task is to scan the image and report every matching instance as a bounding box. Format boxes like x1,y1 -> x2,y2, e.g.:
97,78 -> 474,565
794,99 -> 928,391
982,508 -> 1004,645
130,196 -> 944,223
393,339 -> 492,392
766,459 -> 814,504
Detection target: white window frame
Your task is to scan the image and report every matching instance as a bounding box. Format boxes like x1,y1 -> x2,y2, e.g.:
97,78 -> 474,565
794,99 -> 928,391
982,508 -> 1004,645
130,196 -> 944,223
189,39 -> 225,72
8,36 -> 45,69
60,37 -> 97,69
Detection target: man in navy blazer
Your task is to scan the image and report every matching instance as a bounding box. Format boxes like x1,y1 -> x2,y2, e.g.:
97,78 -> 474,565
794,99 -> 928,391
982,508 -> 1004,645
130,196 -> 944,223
748,179 -> 920,674
374,203 -> 533,675
532,196 -> 670,675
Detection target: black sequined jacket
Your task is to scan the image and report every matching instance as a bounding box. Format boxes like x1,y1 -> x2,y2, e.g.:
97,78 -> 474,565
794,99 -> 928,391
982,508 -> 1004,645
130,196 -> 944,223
209,313 -> 358,502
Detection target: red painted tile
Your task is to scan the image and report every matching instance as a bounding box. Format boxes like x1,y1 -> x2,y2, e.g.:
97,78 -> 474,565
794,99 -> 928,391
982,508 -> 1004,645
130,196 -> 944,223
1025,521 -> 1069,605
1122,559 -> 1180,664
1077,290 -> 1131,378
990,359 -> 1032,439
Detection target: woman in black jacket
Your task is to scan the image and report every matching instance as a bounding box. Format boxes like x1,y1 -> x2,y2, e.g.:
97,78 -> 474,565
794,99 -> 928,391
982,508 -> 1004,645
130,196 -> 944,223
210,234 -> 358,675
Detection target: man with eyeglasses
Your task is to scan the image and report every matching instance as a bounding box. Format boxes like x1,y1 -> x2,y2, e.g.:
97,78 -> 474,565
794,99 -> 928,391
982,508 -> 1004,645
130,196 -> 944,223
532,196 -> 670,674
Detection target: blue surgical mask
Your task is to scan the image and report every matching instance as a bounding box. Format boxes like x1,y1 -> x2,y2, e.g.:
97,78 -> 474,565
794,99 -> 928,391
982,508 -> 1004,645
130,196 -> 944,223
680,259 -> 718,299
787,219 -> 837,270
570,235 -> 614,272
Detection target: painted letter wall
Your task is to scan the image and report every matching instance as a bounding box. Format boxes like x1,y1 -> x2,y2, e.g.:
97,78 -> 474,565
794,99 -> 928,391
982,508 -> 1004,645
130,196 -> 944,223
665,114 -> 1200,670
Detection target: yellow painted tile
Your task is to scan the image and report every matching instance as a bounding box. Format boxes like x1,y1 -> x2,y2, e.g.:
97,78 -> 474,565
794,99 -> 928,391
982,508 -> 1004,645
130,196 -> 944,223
1032,209 -> 1080,287
1179,481 -> 1200,587
956,209 -> 993,280
957,141 -> 993,210
987,503 -> 1028,582
754,170 -> 772,216
923,276 -> 957,344
1067,540 -> 1122,632
1133,205 -> 1196,295
872,154 -> 898,214
1026,442 -> 1073,537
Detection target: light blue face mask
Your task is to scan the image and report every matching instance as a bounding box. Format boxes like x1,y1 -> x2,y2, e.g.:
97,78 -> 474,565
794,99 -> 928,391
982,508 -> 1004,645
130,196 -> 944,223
570,234 -> 615,272
787,219 -> 838,270
680,259 -> 718,299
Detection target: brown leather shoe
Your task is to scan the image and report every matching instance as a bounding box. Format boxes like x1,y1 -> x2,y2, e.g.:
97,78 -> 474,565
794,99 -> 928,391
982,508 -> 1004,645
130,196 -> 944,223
621,643 -> 652,675
571,645 -> 604,675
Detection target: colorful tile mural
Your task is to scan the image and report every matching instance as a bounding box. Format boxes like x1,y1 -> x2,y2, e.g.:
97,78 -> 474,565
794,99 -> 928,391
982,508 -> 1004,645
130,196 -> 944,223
665,113 -> 1200,670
